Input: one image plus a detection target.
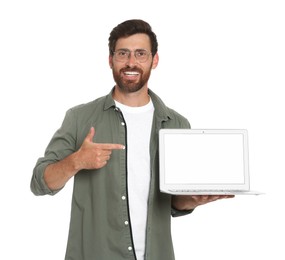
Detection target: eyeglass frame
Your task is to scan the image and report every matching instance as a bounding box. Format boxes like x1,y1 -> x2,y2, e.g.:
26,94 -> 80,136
112,48 -> 152,63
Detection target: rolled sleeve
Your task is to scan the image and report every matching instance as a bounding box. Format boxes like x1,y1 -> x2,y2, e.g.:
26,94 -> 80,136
171,207 -> 194,217
30,160 -> 62,195
30,108 -> 77,196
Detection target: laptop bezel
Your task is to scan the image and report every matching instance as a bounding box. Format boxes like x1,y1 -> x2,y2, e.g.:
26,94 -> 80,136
159,129 -> 250,194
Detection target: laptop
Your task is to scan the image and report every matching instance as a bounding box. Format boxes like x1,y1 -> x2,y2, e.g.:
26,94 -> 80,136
159,129 -> 262,195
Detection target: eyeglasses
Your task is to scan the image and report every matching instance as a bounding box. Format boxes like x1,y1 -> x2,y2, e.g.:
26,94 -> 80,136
112,49 -> 151,63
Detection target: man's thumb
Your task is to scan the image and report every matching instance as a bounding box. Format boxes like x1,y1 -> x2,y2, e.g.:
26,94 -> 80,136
86,127 -> 95,142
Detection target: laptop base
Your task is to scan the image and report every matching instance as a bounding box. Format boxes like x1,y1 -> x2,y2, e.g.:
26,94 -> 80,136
162,189 -> 263,195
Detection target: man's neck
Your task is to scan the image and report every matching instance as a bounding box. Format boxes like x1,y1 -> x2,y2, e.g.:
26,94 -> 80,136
112,85 -> 150,107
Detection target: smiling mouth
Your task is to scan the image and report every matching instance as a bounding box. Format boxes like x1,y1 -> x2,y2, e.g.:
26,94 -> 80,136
123,71 -> 140,76
122,71 -> 141,81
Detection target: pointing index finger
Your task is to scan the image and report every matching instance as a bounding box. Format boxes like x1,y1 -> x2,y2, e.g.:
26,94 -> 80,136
97,143 -> 125,150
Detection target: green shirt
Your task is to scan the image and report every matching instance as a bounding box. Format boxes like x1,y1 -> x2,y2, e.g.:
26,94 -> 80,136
31,88 -> 192,260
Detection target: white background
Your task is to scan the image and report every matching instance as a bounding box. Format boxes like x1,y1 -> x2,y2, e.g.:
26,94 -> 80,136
1,0 -> 284,259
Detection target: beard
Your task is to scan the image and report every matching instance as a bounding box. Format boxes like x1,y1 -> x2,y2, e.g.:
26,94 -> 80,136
112,65 -> 152,93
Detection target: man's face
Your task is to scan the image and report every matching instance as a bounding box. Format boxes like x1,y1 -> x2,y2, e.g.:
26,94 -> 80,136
109,33 -> 158,93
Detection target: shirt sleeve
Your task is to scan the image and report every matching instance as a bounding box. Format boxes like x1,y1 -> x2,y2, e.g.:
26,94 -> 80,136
171,207 -> 194,217
30,108 -> 77,196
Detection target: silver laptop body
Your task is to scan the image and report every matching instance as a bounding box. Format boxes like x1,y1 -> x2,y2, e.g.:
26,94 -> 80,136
159,129 -> 261,195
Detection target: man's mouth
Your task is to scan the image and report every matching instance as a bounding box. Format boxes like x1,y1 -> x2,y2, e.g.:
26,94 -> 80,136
122,70 -> 141,80
123,71 -> 140,76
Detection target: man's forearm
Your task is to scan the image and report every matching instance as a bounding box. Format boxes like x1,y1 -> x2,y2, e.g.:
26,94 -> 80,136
44,152 -> 80,191
172,194 -> 235,210
172,195 -> 195,211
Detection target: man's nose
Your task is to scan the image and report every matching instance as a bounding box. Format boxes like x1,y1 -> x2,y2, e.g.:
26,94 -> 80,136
126,52 -> 137,67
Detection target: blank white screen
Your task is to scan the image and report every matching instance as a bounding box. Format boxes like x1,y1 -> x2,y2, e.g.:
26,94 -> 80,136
164,133 -> 245,184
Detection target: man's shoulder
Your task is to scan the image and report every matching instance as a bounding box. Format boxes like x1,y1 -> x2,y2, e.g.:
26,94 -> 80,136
165,106 -> 190,128
61,95 -> 111,127
149,89 -> 190,127
69,95 -> 107,113
167,106 -> 188,120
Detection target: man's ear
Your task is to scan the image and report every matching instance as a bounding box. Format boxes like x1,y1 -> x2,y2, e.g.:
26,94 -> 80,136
109,55 -> 113,69
152,53 -> 159,69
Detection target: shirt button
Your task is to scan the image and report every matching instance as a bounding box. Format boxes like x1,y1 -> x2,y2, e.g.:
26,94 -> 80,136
122,196 -> 126,200
121,122 -> 125,126
128,246 -> 132,251
124,221 -> 129,225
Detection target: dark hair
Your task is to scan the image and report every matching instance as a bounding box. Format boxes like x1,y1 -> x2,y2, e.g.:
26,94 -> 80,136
108,19 -> 158,57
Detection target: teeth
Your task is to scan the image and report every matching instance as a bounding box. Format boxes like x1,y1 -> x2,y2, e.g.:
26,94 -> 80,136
124,71 -> 139,75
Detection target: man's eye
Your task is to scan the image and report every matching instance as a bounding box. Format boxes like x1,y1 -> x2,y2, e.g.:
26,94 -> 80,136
118,51 -> 128,56
137,51 -> 147,57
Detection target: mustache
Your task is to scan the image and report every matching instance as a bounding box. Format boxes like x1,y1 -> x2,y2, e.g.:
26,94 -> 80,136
120,67 -> 143,74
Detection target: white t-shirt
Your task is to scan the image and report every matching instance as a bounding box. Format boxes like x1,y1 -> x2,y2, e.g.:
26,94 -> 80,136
115,99 -> 154,260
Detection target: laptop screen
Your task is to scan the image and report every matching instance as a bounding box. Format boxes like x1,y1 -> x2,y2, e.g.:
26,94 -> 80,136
159,129 -> 250,191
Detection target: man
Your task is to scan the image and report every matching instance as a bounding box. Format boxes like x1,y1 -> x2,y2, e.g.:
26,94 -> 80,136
31,19 -> 233,260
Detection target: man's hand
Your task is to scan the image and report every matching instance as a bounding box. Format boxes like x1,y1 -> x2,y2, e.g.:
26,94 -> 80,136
172,195 -> 235,211
44,127 -> 125,191
74,127 -> 125,171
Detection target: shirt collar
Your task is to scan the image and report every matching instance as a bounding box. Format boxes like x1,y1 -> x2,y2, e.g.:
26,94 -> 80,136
103,87 -> 172,122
